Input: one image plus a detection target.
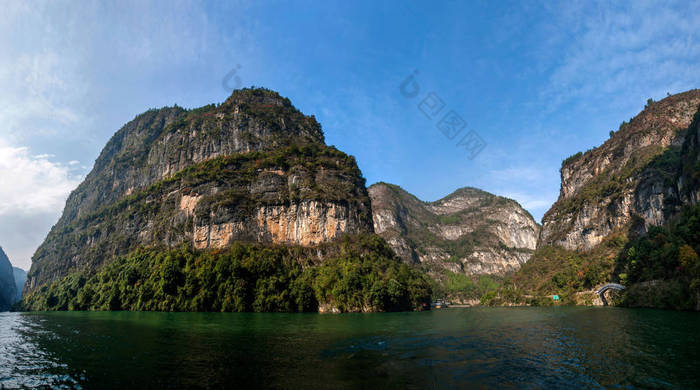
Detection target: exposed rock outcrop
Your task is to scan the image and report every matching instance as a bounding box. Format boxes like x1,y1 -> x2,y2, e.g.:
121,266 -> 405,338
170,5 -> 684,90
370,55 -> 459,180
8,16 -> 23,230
55,92 -> 324,230
540,90 -> 700,250
369,183 -> 540,276
0,247 -> 16,311
26,88 -> 374,294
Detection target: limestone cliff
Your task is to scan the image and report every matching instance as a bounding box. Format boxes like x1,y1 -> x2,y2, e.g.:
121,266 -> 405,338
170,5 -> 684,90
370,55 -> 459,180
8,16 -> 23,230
26,88 -> 374,294
0,247 -> 16,311
540,90 -> 700,250
369,183 -> 539,276
497,90 -> 700,310
54,90 -> 324,232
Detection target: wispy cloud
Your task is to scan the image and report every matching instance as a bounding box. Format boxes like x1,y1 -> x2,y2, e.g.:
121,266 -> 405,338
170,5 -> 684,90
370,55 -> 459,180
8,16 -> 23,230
485,167 -> 558,222
0,139 -> 82,269
0,140 -> 81,216
0,51 -> 87,143
485,0 -> 700,223
498,190 -> 558,221
0,1 -> 254,269
540,1 -> 700,112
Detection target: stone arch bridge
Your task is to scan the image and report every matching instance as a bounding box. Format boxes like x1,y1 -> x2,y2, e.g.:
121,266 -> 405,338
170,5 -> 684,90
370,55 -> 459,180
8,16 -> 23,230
596,283 -> 626,306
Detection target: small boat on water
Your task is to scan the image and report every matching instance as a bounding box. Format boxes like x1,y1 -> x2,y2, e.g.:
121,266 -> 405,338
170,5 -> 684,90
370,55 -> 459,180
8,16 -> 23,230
431,300 -> 449,309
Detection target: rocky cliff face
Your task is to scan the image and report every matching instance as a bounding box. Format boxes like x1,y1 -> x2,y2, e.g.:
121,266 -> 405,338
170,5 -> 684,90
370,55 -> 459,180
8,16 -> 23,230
0,247 -> 16,311
12,268 -> 26,303
27,88 -> 374,294
540,90 -> 700,250
680,107 -> 700,205
487,90 -> 700,310
369,183 -> 539,276
54,90 -> 325,232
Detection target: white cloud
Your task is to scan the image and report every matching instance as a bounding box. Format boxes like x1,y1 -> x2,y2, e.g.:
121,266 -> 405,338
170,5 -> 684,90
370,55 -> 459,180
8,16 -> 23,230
489,167 -> 547,183
485,167 -> 559,219
0,139 -> 82,269
0,1 -> 263,271
540,1 -> 700,111
0,50 -> 87,144
499,190 -> 558,221
0,140 -> 81,216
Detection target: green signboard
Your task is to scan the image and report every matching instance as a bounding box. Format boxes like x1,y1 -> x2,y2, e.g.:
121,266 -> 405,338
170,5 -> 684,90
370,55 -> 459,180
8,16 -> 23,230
552,295 -> 559,301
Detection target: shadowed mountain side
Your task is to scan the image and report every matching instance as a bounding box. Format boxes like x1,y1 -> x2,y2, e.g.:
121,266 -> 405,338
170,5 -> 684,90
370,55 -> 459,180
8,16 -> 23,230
0,247 -> 16,311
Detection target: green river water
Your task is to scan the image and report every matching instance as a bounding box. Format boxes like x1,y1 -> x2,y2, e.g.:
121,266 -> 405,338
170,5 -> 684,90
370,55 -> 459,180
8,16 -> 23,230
0,307 -> 698,389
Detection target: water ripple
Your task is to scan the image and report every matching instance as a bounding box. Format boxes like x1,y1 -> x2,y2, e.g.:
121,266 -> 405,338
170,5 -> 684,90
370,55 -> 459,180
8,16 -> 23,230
0,308 -> 698,389
0,313 -> 82,389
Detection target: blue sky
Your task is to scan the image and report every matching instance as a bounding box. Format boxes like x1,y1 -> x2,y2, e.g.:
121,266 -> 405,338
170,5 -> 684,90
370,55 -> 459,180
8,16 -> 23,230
1,0 -> 699,269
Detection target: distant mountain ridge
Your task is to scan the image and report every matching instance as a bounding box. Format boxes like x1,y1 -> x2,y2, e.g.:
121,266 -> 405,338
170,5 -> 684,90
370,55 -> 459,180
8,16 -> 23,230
13,267 -> 26,303
369,183 -> 540,276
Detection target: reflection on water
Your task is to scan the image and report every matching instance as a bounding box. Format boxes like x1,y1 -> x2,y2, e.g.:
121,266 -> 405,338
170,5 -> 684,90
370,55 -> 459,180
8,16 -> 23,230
1,308 -> 698,389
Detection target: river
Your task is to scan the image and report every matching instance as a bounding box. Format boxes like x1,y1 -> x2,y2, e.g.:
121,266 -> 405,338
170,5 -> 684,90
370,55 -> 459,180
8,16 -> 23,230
0,307 -> 698,389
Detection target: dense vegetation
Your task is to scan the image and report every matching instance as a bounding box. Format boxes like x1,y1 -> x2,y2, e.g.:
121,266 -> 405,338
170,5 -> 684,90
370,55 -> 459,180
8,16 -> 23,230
480,234 -> 625,306
484,96 -> 700,310
562,151 -> 583,165
479,205 -> 700,310
230,88 -> 324,140
29,87 -> 342,294
31,142 -> 372,289
21,235 -> 431,313
615,205 -> 700,310
429,271 -> 500,302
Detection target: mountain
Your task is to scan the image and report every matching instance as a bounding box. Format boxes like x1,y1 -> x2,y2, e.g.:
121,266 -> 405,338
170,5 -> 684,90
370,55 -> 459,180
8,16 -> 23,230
540,90 -> 700,249
23,88 -> 430,312
13,268 -> 26,303
0,247 -> 16,311
615,101 -> 700,310
680,99 -> 700,205
488,90 -> 700,309
369,183 -> 539,300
